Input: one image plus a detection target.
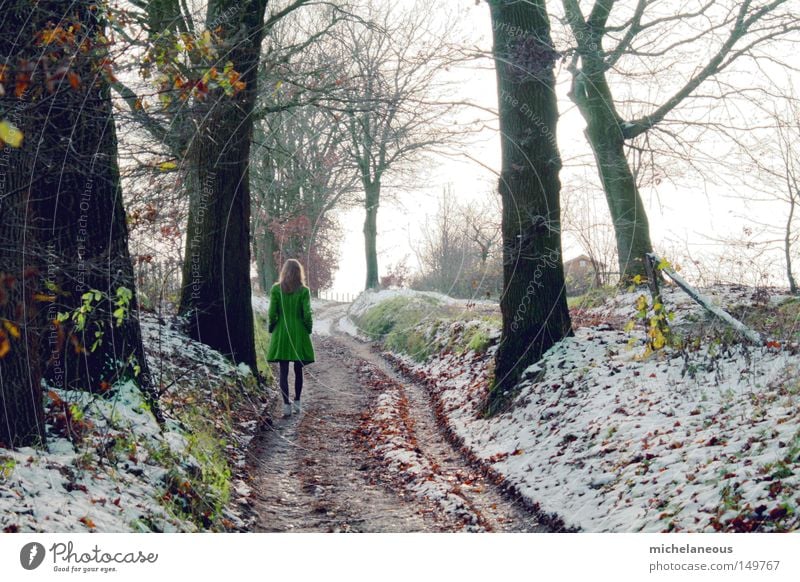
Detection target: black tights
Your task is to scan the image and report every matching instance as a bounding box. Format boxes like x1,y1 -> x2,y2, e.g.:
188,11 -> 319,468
279,361 -> 304,404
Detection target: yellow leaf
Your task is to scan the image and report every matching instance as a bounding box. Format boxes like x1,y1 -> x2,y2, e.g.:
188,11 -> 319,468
0,120 -> 23,148
33,293 -> 56,302
158,161 -> 177,171
624,320 -> 636,333
3,320 -> 20,339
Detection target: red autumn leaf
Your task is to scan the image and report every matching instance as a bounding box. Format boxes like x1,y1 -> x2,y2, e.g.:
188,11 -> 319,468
68,71 -> 81,90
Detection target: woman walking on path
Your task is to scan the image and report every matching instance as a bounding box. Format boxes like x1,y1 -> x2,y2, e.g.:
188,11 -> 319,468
267,259 -> 315,417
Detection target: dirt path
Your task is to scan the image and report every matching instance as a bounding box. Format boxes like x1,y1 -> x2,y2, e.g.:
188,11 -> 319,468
247,303 -> 547,532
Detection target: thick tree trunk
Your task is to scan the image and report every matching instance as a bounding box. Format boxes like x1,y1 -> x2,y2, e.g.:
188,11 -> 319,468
39,4 -> 151,395
576,83 -> 653,282
363,182 -> 380,289
1,0 -> 153,445
488,0 -> 572,413
568,35 -> 654,282
0,168 -> 46,447
178,0 -> 266,371
44,80 -> 151,394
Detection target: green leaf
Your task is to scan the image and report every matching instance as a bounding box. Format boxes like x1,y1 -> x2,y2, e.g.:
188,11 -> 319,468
0,120 -> 23,148
116,286 -> 132,303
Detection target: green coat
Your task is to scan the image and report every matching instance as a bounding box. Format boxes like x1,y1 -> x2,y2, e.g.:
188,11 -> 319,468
266,283 -> 315,363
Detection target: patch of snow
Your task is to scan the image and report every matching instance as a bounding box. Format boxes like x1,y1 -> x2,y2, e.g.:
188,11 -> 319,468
348,288 -> 458,318
252,294 -> 270,314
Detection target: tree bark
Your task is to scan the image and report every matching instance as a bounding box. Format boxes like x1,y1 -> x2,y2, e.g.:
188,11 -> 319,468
40,3 -> 151,395
570,63 -> 653,282
488,0 -> 573,413
1,0 -> 153,445
0,175 -> 46,447
178,0 -> 267,371
363,181 -> 380,289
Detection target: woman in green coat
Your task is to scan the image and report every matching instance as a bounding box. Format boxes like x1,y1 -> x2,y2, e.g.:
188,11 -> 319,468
267,259 -> 315,417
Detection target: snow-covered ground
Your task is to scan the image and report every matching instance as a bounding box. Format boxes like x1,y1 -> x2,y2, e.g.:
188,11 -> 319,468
344,286 -> 800,532
0,315 -> 265,533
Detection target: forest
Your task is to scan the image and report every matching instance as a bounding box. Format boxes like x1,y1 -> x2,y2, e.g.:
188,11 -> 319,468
1,0 -> 799,535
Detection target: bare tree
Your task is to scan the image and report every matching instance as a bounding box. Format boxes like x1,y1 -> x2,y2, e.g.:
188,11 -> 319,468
412,186 -> 502,298
725,94 -> 800,293
413,186 -> 471,294
559,0 -> 800,281
251,101 -> 359,293
326,0 -> 468,289
461,190 -> 503,274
